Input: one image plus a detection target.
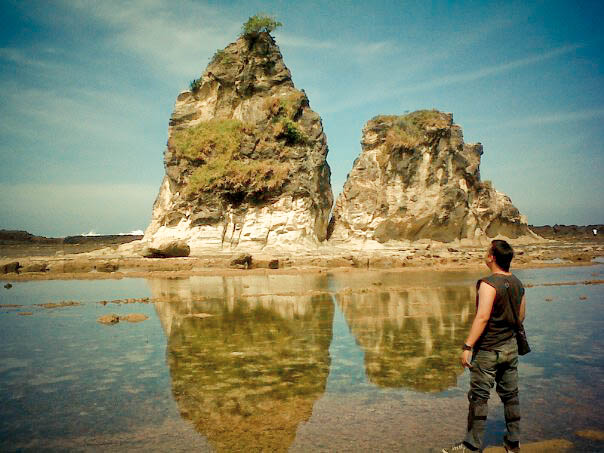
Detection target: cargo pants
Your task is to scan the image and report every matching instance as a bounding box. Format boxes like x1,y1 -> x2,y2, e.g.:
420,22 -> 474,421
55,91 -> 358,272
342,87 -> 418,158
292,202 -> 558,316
464,337 -> 521,451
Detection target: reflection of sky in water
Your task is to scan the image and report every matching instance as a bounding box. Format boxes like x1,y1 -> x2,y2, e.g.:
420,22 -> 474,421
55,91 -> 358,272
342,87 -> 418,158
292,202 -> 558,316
0,265 -> 602,452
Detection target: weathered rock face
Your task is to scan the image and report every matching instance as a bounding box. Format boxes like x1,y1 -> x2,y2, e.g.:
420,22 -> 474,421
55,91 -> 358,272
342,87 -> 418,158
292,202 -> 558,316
329,111 -> 537,246
145,32 -> 332,252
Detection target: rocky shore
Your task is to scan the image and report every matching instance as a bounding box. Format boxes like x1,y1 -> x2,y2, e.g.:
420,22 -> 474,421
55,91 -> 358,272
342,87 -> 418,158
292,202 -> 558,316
1,229 -> 602,281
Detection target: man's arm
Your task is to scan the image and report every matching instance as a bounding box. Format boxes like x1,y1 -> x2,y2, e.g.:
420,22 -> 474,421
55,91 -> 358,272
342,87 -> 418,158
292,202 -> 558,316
461,282 -> 496,368
519,294 -> 526,322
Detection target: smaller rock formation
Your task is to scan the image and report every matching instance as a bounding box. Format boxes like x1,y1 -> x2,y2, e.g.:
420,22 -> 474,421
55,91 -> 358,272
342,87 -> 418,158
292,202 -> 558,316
141,240 -> 190,258
120,313 -> 149,323
95,262 -> 119,272
21,262 -> 48,273
230,253 -> 252,268
97,313 -> 149,324
329,111 -> 538,246
97,313 -> 120,324
529,224 -> 603,240
0,261 -> 19,274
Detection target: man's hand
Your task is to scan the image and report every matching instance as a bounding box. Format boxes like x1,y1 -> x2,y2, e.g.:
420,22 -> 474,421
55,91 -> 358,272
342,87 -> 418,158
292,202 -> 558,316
461,349 -> 473,368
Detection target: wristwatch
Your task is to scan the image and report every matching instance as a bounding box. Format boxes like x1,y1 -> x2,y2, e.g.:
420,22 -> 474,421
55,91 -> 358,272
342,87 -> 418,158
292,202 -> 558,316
462,343 -> 472,351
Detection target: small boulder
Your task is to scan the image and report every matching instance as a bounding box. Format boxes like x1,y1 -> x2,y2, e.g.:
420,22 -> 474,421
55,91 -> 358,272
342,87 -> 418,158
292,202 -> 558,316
0,261 -> 19,274
141,240 -> 190,258
21,262 -> 48,273
186,313 -> 214,319
230,254 -> 252,269
4,283 -> 13,289
120,313 -> 149,323
97,313 -> 120,324
95,262 -> 119,273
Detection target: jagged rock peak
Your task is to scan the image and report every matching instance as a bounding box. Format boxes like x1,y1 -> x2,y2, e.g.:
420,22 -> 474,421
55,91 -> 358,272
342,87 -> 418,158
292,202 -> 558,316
328,110 -> 537,246
144,31 -> 333,252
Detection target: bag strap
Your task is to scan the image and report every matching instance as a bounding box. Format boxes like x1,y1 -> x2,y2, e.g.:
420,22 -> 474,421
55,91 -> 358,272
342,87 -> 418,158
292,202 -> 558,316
503,279 -> 522,329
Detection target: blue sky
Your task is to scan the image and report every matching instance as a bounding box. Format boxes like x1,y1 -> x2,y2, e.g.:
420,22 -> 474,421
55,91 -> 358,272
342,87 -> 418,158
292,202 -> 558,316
1,0 -> 603,236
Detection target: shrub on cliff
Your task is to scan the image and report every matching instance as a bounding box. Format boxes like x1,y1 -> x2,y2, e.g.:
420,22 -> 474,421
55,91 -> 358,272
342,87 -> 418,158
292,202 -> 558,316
171,119 -> 290,195
242,14 -> 282,36
381,110 -> 449,152
189,78 -> 202,92
172,119 -> 247,161
189,158 -> 290,195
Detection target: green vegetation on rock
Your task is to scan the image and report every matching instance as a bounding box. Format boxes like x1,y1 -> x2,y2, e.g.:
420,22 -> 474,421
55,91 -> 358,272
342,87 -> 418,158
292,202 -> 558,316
173,119 -> 247,161
171,119 -> 290,195
189,77 -> 202,92
242,14 -> 282,36
265,92 -> 307,145
189,158 -> 290,194
210,48 -> 233,65
380,110 -> 450,152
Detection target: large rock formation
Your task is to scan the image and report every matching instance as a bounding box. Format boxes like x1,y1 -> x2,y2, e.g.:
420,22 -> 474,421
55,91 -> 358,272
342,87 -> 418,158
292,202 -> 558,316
329,111 -> 537,246
144,32 -> 332,252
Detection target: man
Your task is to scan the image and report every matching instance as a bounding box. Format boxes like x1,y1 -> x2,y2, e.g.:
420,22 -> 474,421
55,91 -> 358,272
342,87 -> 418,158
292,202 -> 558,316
442,240 -> 526,453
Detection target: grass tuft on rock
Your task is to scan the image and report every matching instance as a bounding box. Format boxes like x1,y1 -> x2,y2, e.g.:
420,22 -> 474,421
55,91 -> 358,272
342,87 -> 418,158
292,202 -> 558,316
264,92 -> 307,145
172,119 -> 247,161
242,14 -> 282,36
189,159 -> 290,194
379,110 -> 451,152
171,119 -> 290,195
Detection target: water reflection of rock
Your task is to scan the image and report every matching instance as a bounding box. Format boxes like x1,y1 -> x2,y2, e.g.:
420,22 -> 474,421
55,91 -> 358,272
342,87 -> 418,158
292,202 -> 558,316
337,286 -> 474,392
149,275 -> 334,452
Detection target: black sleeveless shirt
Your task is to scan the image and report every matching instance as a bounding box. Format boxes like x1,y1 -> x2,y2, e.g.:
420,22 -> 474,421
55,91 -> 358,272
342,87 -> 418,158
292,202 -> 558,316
474,273 -> 525,351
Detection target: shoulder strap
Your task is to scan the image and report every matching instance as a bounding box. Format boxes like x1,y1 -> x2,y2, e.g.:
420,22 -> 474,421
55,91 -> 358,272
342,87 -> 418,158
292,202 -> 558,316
503,279 -> 522,329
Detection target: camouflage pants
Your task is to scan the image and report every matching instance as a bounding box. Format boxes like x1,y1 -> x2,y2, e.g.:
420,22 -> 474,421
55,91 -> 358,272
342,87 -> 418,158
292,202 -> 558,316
464,337 -> 520,451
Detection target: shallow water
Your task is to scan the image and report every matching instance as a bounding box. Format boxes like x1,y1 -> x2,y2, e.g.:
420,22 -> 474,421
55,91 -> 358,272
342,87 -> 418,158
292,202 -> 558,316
1,266 -> 603,452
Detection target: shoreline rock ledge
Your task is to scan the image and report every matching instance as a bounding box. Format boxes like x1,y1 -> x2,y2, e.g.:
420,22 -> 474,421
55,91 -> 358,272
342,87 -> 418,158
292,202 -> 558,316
143,31 -> 333,252
328,111 -> 539,247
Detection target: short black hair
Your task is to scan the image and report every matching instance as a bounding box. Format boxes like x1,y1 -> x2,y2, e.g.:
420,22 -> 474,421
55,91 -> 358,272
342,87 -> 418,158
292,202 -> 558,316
490,240 -> 514,271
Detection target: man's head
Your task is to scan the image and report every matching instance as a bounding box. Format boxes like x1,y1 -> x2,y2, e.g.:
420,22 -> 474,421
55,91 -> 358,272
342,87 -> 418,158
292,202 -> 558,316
487,240 -> 514,272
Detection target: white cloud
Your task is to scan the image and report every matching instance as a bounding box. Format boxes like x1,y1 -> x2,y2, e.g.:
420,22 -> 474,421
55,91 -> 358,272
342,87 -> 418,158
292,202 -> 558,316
319,43 -> 582,114
276,34 -> 337,49
516,108 -> 604,125
278,33 -> 395,56
478,108 -> 604,130
0,81 -> 160,151
401,44 -> 582,93
62,0 -> 239,78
